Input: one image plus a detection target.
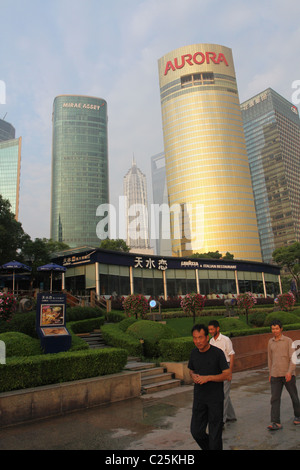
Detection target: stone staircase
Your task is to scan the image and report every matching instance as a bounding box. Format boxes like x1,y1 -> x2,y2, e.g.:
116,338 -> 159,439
124,360 -> 182,394
77,330 -> 109,349
77,331 -> 182,395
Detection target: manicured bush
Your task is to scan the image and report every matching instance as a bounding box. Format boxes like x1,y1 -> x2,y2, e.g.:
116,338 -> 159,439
66,306 -> 104,322
67,316 -> 105,334
0,332 -> 42,357
264,311 -> 300,326
105,310 -> 126,323
0,347 -> 128,393
127,320 -> 179,357
218,317 -> 248,331
101,323 -> 143,356
249,311 -> 267,327
159,337 -> 194,361
118,317 -> 138,332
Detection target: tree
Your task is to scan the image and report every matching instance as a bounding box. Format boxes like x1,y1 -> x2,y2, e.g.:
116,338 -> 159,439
191,250 -> 234,259
0,195 -> 27,265
272,243 -> 300,298
180,293 -> 206,324
99,238 -> 130,252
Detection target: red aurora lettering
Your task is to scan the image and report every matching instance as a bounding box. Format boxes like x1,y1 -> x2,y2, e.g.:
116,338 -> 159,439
164,51 -> 228,75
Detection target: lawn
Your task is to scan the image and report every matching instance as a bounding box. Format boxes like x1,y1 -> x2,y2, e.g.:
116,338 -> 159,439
165,315 -> 250,337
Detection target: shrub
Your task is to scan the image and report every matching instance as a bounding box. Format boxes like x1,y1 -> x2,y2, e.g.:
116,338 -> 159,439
264,311 -> 300,326
101,323 -> 143,356
249,311 -> 267,327
127,320 -> 179,357
218,317 -> 248,331
0,311 -> 37,337
159,337 -> 194,361
123,294 -> 149,319
66,306 -> 104,322
0,332 -> 42,357
0,348 -> 128,393
0,292 -> 17,322
276,292 -> 296,311
118,317 -> 138,332
180,294 -> 205,322
68,316 -> 105,334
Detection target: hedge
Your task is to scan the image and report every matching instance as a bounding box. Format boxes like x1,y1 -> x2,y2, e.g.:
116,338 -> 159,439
158,323 -> 300,361
101,323 -> 143,356
0,347 -> 128,393
127,320 -> 179,357
67,316 -> 105,334
0,332 -> 42,357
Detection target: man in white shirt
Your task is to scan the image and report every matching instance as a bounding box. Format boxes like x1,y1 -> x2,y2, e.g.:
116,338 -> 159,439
208,320 -> 237,424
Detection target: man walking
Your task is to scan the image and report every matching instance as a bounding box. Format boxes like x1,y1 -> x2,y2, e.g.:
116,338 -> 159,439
267,319 -> 300,430
208,320 -> 237,425
188,324 -> 230,450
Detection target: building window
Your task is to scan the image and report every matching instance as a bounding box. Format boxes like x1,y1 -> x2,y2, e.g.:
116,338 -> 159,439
181,72 -> 214,88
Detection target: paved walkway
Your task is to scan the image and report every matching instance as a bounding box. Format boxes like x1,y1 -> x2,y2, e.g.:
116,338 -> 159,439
0,367 -> 299,451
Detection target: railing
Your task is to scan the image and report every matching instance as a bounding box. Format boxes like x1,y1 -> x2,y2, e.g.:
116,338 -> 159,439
90,291 -> 111,313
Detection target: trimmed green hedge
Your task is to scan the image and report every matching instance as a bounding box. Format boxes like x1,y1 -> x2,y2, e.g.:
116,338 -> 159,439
0,332 -> 42,357
127,320 -> 179,357
101,323 -> 143,356
67,316 -> 105,334
159,323 -> 300,361
0,347 -> 128,393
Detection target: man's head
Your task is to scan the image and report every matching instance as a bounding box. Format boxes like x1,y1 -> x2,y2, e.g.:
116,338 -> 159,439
191,324 -> 210,352
271,319 -> 283,339
208,320 -> 220,338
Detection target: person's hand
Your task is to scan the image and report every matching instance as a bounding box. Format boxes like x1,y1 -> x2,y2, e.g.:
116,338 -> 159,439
285,373 -> 292,382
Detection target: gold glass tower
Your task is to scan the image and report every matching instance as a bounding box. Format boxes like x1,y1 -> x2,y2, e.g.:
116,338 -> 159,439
158,43 -> 262,261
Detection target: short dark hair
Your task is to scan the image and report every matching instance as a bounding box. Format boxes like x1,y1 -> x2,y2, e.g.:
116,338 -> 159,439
208,320 -> 219,328
191,324 -> 208,336
271,319 -> 282,328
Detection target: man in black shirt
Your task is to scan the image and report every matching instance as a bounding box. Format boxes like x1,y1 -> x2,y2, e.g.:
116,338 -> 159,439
188,324 -> 231,450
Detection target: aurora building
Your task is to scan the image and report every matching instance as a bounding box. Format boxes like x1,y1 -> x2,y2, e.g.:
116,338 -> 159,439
50,95 -> 109,248
241,89 -> 300,263
158,44 -> 262,262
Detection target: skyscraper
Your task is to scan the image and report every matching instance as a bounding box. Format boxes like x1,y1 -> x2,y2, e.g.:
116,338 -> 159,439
151,152 -> 171,256
50,95 -> 109,248
241,88 -> 300,263
0,118 -> 21,219
123,158 -> 150,251
158,44 -> 262,261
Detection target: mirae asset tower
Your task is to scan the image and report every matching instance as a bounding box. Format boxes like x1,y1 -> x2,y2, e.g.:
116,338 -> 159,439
158,44 -> 262,262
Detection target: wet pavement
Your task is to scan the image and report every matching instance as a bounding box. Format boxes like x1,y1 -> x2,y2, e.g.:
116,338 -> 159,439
0,366 -> 299,451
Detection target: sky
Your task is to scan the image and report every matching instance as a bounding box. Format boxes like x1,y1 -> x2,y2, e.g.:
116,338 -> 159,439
1,0 -> 300,242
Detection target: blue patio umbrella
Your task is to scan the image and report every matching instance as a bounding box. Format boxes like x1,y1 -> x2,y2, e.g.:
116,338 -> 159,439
37,263 -> 66,292
1,260 -> 32,293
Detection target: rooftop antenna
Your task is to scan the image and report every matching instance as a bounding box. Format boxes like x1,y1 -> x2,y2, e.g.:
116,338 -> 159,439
2,113 -> 7,120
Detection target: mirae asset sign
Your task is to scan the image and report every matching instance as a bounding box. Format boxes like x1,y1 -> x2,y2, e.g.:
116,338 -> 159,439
62,102 -> 105,110
164,51 -> 229,75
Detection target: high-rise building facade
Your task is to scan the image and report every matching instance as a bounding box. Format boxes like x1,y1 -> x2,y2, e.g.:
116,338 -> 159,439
151,152 -> 171,256
0,118 -> 15,141
158,44 -> 262,261
241,88 -> 300,263
123,159 -> 150,251
51,95 -> 109,248
0,118 -> 21,219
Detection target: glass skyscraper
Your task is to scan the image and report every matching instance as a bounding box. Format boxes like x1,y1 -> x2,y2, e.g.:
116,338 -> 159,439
123,159 -> 150,251
241,88 -> 300,263
0,118 -> 21,219
158,44 -> 262,261
51,95 -> 109,248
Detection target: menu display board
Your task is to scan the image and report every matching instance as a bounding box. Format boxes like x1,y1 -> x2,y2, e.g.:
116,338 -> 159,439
36,293 -> 71,353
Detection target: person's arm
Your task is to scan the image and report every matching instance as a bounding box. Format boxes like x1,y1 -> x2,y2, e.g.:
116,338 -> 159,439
193,368 -> 231,385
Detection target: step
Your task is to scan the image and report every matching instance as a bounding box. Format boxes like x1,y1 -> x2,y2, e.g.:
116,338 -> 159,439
141,367 -> 165,377
124,361 -> 156,371
142,372 -> 174,385
142,379 -> 182,394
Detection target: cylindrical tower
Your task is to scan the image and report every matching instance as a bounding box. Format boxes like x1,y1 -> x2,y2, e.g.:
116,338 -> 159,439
158,44 -> 262,261
51,95 -> 109,247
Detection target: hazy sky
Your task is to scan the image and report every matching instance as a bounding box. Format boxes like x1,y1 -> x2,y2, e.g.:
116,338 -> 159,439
1,0 -> 300,241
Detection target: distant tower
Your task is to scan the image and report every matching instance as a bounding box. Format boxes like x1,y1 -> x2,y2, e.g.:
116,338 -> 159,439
50,95 -> 109,247
123,158 -> 150,251
241,88 -> 300,263
0,118 -> 21,219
